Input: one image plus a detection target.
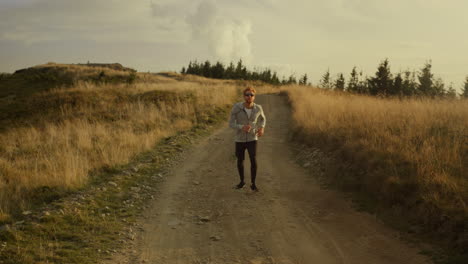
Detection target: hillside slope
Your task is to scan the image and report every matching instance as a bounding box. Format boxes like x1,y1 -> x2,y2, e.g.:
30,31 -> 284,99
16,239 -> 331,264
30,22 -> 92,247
0,63 -> 241,217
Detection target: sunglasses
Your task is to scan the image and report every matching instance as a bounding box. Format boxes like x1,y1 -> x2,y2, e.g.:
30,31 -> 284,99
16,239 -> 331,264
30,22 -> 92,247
244,93 -> 255,97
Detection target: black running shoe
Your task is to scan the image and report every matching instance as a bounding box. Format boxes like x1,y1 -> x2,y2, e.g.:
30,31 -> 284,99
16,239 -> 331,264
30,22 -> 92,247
250,184 -> 259,191
235,182 -> 245,189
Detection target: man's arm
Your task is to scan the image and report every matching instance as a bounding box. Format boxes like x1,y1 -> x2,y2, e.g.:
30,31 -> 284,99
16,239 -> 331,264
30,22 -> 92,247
256,105 -> 266,136
229,104 -> 243,130
257,105 -> 266,128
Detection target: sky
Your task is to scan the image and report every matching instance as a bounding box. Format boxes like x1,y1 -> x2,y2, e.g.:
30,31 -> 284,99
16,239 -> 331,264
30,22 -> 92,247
1,0 -> 467,90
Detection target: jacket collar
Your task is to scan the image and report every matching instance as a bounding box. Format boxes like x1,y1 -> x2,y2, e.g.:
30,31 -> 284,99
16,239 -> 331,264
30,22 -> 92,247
241,102 -> 256,110
241,102 -> 257,121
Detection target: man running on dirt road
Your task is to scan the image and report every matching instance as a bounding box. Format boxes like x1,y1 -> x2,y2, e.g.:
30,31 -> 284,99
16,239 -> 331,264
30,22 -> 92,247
229,87 -> 266,191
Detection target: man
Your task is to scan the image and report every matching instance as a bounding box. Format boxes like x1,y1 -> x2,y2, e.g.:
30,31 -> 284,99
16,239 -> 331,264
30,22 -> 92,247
228,86 -> 266,191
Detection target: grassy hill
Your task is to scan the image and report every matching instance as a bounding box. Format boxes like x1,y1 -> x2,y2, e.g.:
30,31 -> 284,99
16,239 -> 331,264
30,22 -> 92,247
0,63 -> 269,263
0,63 -> 245,219
0,63 -> 135,98
0,63 -> 226,130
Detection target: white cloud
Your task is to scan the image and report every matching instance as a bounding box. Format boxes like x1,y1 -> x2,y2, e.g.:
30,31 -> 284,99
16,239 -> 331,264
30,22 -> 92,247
212,20 -> 252,63
186,1 -> 218,38
186,0 -> 252,63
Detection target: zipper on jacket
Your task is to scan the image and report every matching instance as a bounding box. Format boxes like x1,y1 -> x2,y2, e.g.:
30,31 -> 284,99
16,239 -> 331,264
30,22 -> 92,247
243,107 -> 248,142
242,103 -> 255,142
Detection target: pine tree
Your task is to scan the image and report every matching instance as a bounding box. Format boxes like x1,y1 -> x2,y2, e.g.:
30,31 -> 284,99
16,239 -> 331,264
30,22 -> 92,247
225,62 -> 235,79
418,61 -> 434,96
232,59 -> 249,80
358,70 -> 368,94
202,60 -> 211,77
241,65 -> 248,79
186,61 -> 193,74
446,83 -> 456,98
281,77 -> 288,85
335,73 -> 345,91
433,78 -> 446,97
402,70 -> 417,96
461,76 -> 468,98
299,74 -> 308,85
287,74 -> 297,84
260,69 -> 272,83
193,61 -> 201,75
186,60 -> 201,75
211,61 -> 225,79
320,69 -> 332,89
235,59 -> 244,79
347,67 -> 359,93
181,67 -> 186,74
392,73 -> 403,96
271,72 -> 280,85
368,58 -> 393,96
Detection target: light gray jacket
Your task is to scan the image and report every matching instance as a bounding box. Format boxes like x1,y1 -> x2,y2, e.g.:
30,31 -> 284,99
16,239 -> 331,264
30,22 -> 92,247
229,102 -> 266,142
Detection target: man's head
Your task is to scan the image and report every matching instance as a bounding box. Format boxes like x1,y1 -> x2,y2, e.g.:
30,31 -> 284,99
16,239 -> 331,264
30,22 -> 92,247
243,86 -> 256,104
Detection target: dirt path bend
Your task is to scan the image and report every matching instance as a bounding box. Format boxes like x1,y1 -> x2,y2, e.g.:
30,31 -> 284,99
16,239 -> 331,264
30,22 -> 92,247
113,94 -> 429,264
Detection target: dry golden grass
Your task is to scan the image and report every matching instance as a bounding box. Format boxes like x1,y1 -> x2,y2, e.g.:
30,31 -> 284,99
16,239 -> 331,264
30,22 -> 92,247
0,77 -> 241,216
284,85 -> 468,250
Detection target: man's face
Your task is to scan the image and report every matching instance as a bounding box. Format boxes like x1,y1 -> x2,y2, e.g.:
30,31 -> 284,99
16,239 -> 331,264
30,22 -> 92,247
244,91 -> 255,104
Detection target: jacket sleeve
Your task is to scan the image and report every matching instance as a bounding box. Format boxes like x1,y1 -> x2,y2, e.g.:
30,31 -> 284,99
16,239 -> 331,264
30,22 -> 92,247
229,104 -> 243,130
257,105 -> 266,128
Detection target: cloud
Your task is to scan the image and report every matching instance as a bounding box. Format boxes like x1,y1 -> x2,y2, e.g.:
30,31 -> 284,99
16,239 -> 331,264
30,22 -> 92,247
0,0 -> 188,44
149,0 -> 254,62
212,20 -> 252,63
150,1 -> 174,18
186,0 -> 252,63
186,1 -> 218,38
0,0 -> 40,8
0,0 -> 253,61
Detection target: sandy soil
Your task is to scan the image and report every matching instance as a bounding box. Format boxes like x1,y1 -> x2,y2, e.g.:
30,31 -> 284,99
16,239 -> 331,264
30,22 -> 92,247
108,94 -> 430,264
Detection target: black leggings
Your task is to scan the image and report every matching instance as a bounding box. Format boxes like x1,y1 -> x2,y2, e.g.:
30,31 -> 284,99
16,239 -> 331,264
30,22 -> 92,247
235,140 -> 257,184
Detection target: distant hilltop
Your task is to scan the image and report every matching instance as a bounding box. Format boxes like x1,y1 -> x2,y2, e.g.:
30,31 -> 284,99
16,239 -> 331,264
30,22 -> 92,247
1,62 -> 140,98
75,62 -> 136,73
14,62 -> 136,74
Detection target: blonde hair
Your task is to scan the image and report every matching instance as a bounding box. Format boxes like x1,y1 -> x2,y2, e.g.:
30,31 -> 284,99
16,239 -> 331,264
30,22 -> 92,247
243,86 -> 256,95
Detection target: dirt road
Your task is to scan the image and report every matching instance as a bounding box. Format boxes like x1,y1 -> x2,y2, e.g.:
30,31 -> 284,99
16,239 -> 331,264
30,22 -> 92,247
113,94 -> 429,264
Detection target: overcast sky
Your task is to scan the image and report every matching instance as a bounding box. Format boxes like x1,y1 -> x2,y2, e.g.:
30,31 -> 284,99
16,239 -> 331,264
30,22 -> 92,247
1,0 -> 467,89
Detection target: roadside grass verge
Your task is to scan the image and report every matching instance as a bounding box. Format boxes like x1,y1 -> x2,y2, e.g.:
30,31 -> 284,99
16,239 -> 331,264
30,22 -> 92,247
282,86 -> 468,263
0,109 -> 228,264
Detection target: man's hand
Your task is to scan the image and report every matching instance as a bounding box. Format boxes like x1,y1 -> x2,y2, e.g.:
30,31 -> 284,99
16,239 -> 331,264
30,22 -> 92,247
256,127 -> 264,137
242,124 -> 252,132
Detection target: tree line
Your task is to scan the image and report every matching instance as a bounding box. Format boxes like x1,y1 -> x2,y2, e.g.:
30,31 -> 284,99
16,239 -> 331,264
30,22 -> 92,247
181,59 -> 310,86
319,59 -> 468,98
181,59 -> 468,98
